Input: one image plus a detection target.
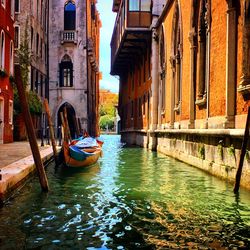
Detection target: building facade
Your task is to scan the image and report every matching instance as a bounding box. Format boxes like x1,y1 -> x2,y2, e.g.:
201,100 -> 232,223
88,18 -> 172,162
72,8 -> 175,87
111,0 -> 250,190
49,0 -> 101,137
14,0 -> 49,138
0,0 -> 15,143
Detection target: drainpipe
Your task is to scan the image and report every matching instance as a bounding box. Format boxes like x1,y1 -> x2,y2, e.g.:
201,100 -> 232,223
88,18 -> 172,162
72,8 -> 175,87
86,0 -> 90,135
46,0 -> 50,102
149,16 -> 159,150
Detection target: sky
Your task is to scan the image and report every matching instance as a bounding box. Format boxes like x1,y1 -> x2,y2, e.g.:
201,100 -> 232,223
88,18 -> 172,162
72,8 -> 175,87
96,0 -> 119,93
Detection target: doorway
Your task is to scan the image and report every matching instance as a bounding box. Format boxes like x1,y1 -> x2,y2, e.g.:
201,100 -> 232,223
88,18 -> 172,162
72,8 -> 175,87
57,102 -> 77,139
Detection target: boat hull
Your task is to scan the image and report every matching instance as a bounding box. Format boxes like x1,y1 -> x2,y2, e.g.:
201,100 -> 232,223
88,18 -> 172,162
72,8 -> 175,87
63,141 -> 102,168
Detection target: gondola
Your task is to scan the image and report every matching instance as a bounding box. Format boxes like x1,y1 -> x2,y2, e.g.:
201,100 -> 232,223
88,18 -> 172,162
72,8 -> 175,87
60,109 -> 103,168
62,140 -> 102,168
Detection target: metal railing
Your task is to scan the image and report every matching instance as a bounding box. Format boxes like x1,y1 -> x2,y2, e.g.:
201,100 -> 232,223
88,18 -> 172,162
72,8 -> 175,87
38,126 -> 62,147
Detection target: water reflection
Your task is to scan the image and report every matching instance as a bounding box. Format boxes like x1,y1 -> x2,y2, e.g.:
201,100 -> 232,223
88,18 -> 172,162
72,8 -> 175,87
0,135 -> 250,249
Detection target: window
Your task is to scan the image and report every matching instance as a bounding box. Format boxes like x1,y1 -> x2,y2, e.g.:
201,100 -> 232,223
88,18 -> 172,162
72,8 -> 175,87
131,71 -> 134,91
129,0 -> 151,12
36,33 -> 39,55
131,101 -> 134,118
31,27 -> 33,50
129,0 -> 139,11
143,94 -> 146,115
59,55 -> 73,87
35,71 -> 39,93
138,97 -> 142,117
41,0 -> 43,24
37,0 -> 39,19
171,2 -> 182,113
40,38 -> 43,58
9,101 -> 13,124
1,0 -> 6,8
30,68 -> 34,91
0,31 -> 5,69
15,0 -> 19,12
195,0 -> 210,106
40,75 -> 43,97
64,1 -> 76,30
14,26 -> 19,48
10,41 -> 14,75
11,0 -> 15,17
160,26 -> 166,112
141,0 -> 151,11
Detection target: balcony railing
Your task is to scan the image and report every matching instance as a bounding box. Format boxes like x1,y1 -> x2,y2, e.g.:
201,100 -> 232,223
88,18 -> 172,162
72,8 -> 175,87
111,0 -> 151,75
61,30 -> 78,44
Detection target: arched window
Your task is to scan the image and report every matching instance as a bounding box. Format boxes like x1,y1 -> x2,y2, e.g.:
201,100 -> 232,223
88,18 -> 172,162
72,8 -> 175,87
0,31 -> 5,69
195,0 -> 210,106
1,0 -> 6,8
159,26 -> 166,112
59,54 -> 73,87
64,1 -> 76,30
10,41 -> 14,75
239,0 -> 250,91
171,2 -> 182,114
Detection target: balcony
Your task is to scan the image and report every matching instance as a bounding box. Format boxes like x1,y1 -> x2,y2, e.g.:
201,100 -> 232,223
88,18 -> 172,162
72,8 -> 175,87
61,30 -> 78,44
111,0 -> 152,75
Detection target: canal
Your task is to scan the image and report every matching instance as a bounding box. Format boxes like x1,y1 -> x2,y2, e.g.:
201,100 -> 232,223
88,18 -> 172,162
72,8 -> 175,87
0,135 -> 250,249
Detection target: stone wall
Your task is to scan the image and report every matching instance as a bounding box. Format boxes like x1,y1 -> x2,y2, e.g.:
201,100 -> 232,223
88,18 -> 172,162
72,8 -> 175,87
122,129 -> 250,190
49,0 -> 88,130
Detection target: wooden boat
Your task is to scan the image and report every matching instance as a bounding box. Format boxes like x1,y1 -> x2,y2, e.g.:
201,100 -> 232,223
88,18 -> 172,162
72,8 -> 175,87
60,110 -> 103,168
63,140 -> 102,168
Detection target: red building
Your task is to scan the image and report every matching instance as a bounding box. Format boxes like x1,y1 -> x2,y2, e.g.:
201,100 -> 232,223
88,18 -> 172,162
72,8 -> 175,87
0,0 -> 14,143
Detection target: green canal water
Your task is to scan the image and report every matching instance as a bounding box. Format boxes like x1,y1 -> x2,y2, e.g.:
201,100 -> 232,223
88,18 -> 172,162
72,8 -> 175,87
1,135 -> 250,249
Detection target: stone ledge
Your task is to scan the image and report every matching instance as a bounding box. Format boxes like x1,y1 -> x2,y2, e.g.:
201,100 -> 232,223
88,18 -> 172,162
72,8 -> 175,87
0,147 -> 55,204
121,128 -> 245,137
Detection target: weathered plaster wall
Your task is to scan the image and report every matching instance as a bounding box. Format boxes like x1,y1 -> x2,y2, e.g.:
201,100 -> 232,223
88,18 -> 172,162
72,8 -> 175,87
49,0 -> 88,129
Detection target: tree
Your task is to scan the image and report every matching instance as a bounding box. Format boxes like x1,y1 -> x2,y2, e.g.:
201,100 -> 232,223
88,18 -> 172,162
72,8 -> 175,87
14,18 -> 42,116
99,115 -> 115,130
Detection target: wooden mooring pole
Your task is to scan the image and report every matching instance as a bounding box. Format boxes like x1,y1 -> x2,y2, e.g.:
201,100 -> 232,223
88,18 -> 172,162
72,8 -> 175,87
44,99 -> 58,165
63,107 -> 72,141
78,118 -> 83,135
15,66 -> 49,192
73,115 -> 80,138
234,106 -> 250,194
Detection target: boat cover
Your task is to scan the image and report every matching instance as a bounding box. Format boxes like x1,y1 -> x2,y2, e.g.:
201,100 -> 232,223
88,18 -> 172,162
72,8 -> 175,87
75,137 -> 99,148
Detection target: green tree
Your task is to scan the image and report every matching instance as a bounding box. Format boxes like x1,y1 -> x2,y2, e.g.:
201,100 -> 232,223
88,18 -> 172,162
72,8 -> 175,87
17,18 -> 30,88
99,115 -> 115,130
13,18 -> 42,116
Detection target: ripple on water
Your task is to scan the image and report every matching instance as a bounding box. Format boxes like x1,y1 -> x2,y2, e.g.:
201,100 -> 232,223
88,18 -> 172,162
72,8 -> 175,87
0,135 -> 250,249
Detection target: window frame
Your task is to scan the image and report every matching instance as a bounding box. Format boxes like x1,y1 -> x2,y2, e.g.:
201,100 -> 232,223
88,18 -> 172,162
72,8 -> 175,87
129,0 -> 151,12
64,1 -> 76,31
0,31 -> 5,70
1,0 -> 6,8
59,61 -> 74,87
9,100 -> 13,125
9,41 -> 14,75
14,26 -> 20,49
14,0 -> 20,13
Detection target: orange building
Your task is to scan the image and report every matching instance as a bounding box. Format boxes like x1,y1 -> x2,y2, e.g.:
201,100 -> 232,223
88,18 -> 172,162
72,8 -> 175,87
111,0 -> 250,190
0,0 -> 14,143
86,0 -> 102,136
99,89 -> 118,106
111,0 -> 152,134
